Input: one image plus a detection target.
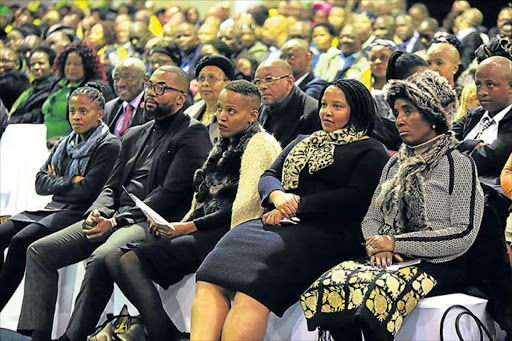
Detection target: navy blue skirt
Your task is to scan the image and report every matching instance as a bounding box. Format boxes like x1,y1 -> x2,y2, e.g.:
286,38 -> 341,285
196,218 -> 365,316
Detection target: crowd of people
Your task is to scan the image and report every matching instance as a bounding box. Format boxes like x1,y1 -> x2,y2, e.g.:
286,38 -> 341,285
0,0 -> 512,340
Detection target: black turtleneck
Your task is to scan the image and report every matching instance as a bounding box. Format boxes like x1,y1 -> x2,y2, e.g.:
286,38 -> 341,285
119,110 -> 181,208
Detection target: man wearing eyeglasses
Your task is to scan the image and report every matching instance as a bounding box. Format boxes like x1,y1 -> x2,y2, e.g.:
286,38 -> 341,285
104,58 -> 149,138
255,59 -> 321,147
17,65 -> 212,341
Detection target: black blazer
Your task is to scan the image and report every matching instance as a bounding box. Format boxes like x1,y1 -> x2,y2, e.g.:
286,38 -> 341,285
88,110 -> 212,226
452,106 -> 512,178
459,30 -> 483,69
297,72 -> 327,100
35,133 -> 121,212
259,86 -> 321,148
8,77 -> 55,124
103,95 -> 148,135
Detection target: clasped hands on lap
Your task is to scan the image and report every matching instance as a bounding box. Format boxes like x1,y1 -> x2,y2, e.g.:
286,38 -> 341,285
263,190 -> 300,226
365,234 -> 404,269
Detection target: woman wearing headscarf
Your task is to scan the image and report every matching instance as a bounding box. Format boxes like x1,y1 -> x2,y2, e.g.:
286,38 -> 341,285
301,70 -> 485,340
190,79 -> 390,340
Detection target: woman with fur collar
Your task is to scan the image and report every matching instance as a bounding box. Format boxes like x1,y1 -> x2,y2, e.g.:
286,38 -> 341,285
103,80 -> 281,341
302,70 -> 485,340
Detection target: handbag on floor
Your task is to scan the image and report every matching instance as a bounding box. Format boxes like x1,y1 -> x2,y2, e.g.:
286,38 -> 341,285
87,304 -> 146,341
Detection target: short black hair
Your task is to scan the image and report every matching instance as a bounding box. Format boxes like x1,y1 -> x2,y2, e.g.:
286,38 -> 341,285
203,38 -> 232,58
224,80 -> 261,110
386,50 -> 428,81
318,79 -> 375,134
150,42 -> 182,66
29,45 -> 56,67
312,22 -> 336,37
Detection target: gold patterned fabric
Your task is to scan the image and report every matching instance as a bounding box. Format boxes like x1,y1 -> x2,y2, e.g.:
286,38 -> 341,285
300,261 -> 437,340
281,127 -> 368,191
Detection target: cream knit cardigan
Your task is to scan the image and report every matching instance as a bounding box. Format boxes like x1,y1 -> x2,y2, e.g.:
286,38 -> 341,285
183,131 -> 282,229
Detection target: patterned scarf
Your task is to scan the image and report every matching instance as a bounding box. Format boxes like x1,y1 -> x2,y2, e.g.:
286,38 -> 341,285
51,121 -> 110,176
376,132 -> 455,235
281,126 -> 368,191
189,121 -> 262,220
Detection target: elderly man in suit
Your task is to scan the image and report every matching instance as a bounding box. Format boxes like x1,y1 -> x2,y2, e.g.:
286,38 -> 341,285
104,57 -> 148,138
280,39 -> 326,100
17,65 -> 212,341
256,59 -> 321,147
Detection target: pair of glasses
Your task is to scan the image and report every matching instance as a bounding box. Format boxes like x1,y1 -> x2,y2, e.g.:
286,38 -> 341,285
252,75 -> 290,86
197,75 -> 229,84
144,81 -> 185,96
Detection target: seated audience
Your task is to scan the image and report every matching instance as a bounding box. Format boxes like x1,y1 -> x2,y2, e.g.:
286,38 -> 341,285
191,79 -> 390,341
0,85 -> 120,312
301,70 -> 484,341
452,56 -> 512,337
8,46 -> 56,124
312,23 -> 339,81
147,42 -> 182,75
372,15 -> 395,41
105,80 -> 282,341
395,14 -> 425,53
255,59 -> 321,147
0,47 -> 30,111
104,58 -> 149,138
280,38 -> 326,100
175,22 -> 202,75
42,41 -> 113,144
185,55 -> 234,144
239,23 -> 268,63
454,8 -> 485,69
16,66 -> 211,341
339,22 -> 369,85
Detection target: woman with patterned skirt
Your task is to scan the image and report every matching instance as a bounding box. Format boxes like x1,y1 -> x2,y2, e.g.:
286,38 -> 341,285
191,79 -> 390,340
301,70 -> 485,341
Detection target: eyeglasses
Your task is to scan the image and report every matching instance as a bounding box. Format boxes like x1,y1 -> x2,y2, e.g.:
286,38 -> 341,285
197,75 -> 229,84
253,75 -> 290,86
144,81 -> 185,96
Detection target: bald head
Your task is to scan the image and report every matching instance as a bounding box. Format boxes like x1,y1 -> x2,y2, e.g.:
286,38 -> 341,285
255,59 -> 295,106
475,56 -> 512,115
281,39 -> 312,77
426,43 -> 460,85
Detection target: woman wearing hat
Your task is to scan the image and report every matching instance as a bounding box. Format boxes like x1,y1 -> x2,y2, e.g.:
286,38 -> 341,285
300,70 -> 484,340
185,54 -> 235,144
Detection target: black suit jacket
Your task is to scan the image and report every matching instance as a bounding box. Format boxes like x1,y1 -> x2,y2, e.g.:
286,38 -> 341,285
8,77 -> 55,124
103,95 -> 148,135
459,30 -> 483,69
452,106 -> 512,178
297,72 -> 327,100
88,110 -> 212,226
259,85 -> 321,148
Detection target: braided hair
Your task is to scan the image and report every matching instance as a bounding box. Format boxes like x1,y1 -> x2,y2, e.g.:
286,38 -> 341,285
318,79 -> 376,134
69,82 -> 106,110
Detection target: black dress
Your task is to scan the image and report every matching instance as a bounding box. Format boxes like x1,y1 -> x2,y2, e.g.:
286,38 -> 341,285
196,135 -> 390,316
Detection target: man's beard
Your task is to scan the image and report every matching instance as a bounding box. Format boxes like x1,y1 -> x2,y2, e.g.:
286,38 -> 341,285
144,98 -> 175,119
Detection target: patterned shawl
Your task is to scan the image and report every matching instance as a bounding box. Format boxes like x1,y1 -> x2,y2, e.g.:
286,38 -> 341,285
376,132 -> 456,235
281,126 -> 368,191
